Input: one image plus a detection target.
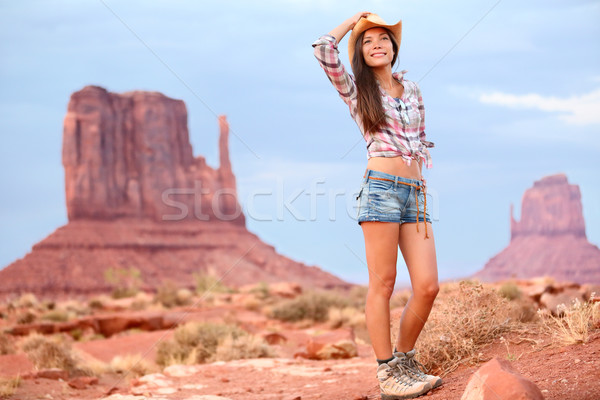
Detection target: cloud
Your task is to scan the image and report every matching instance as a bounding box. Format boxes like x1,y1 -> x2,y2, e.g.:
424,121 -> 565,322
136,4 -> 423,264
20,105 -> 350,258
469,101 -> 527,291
479,88 -> 600,125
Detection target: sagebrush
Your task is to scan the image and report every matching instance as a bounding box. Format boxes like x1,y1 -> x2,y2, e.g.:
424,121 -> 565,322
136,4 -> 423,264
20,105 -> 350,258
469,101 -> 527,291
156,322 -> 271,367
538,298 -> 600,345
411,280 -> 522,376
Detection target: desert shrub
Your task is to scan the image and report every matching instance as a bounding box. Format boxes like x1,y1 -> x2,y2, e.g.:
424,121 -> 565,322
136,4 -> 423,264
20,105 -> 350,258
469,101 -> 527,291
110,354 -> 157,378
156,322 -> 247,367
270,290 -> 351,322
15,293 -> 38,308
0,333 -> 15,355
77,356 -> 109,377
195,272 -> 231,295
348,285 -> 368,307
155,281 -> 193,308
214,334 -> 275,361
0,376 -> 21,397
241,295 -> 262,311
413,281 -> 518,376
130,298 -> 150,311
20,334 -> 77,372
104,267 -> 142,299
390,289 -> 412,309
498,281 -> 521,300
328,307 -> 365,329
41,309 -> 70,322
88,298 -> 104,310
69,328 -> 83,341
249,281 -> 270,300
538,298 -> 600,345
16,311 -> 36,324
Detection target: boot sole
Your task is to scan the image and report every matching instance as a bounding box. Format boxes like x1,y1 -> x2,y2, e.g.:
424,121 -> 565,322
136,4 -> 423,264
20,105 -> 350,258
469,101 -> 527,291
380,384 -> 432,399
381,393 -> 427,400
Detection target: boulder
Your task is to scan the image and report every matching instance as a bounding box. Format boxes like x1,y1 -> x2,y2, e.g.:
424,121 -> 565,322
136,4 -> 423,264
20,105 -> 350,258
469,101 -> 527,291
540,289 -> 585,316
305,328 -> 358,360
68,376 -> 98,389
36,368 -> 69,381
461,357 -> 544,400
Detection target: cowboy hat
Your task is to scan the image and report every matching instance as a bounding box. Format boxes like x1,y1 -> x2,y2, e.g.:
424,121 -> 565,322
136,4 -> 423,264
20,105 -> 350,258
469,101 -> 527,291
348,13 -> 402,64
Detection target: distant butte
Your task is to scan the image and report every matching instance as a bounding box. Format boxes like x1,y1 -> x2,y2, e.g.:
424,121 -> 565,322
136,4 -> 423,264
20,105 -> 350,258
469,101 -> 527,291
474,174 -> 600,284
0,86 -> 349,298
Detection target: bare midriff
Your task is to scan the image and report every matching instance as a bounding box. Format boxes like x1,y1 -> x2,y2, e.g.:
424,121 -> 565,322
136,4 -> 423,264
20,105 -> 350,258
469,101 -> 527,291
366,155 -> 423,181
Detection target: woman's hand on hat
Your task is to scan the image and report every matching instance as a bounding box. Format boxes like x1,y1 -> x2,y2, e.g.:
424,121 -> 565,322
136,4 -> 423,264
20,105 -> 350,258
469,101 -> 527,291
349,12 -> 370,29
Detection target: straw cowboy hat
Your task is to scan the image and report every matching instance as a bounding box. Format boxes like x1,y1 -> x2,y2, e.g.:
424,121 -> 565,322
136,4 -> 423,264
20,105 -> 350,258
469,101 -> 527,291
348,13 -> 402,64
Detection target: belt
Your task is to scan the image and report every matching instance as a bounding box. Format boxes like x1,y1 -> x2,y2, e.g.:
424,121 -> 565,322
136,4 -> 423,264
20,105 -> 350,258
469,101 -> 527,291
363,173 -> 430,239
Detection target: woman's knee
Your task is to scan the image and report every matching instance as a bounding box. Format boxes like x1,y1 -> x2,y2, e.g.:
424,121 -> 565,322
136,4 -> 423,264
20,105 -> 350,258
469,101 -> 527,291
368,274 -> 396,299
414,282 -> 439,301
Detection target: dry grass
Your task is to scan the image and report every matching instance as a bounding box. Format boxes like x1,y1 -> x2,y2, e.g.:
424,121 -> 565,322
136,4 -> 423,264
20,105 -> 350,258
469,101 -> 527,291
155,281 -> 193,308
20,333 -> 102,377
538,298 -> 600,345
248,281 -> 270,300
213,334 -> 275,361
104,266 -> 142,299
156,322 -> 248,367
14,293 -> 38,308
41,309 -> 70,322
390,289 -> 412,309
16,311 -> 36,325
110,354 -> 157,378
498,281 -> 522,300
0,376 -> 21,398
0,333 -> 15,355
270,290 -> 351,323
412,280 -> 521,376
20,333 -> 78,372
195,272 -> 231,295
328,307 -> 365,329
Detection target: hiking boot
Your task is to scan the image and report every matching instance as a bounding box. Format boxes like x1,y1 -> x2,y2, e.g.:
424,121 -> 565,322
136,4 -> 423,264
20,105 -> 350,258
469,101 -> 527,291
377,358 -> 432,399
393,349 -> 443,389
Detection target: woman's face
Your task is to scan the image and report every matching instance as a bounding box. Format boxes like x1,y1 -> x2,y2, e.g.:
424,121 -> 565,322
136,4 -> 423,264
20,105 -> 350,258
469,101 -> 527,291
361,27 -> 395,68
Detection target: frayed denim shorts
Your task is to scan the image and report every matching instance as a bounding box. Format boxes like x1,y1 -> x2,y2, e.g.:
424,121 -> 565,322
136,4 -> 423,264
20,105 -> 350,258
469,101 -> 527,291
356,169 -> 432,237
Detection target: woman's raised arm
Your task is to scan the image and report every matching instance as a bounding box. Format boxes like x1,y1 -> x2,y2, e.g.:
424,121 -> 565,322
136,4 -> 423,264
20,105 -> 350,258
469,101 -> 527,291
329,12 -> 370,44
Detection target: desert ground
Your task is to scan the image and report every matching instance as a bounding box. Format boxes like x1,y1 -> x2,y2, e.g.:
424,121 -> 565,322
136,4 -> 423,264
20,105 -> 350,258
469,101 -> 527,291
1,277 -> 598,400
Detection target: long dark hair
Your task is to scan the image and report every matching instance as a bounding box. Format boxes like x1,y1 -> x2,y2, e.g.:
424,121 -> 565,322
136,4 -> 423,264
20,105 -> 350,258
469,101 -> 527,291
351,29 -> 399,135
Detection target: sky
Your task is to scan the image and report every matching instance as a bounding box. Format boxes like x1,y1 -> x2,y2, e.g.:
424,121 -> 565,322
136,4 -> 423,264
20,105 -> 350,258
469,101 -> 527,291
1,0 -> 599,286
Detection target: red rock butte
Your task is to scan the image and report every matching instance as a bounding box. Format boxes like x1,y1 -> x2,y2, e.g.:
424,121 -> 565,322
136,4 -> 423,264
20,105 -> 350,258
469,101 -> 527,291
0,86 -> 349,298
474,174 -> 600,284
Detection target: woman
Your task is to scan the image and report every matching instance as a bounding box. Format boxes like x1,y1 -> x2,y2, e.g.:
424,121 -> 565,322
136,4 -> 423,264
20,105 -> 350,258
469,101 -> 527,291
313,12 -> 442,399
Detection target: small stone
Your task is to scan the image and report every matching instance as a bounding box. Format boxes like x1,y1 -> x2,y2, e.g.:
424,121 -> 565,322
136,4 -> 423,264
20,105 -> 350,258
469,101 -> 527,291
220,377 -> 229,383
36,369 -> 69,381
68,376 -> 99,389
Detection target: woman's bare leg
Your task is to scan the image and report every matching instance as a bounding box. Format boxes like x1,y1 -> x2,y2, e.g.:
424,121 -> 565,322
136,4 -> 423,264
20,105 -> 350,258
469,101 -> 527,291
361,221 -> 401,360
395,222 -> 439,352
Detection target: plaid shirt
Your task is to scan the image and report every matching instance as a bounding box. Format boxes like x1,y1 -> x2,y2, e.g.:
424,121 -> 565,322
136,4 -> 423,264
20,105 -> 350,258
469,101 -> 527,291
312,34 -> 434,168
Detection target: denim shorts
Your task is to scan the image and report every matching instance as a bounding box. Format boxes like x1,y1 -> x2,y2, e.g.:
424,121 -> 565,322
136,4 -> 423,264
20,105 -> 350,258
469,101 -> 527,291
356,169 -> 431,227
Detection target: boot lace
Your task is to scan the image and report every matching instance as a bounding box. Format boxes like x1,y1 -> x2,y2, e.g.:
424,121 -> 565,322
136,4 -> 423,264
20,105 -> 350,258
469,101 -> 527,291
386,359 -> 420,386
405,356 -> 430,379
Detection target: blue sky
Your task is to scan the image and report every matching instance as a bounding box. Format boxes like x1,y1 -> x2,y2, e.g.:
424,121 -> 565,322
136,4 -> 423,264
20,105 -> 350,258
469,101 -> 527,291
1,0 -> 599,286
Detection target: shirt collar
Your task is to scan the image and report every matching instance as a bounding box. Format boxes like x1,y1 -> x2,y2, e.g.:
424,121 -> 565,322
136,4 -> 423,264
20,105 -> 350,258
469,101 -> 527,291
377,70 -> 408,98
